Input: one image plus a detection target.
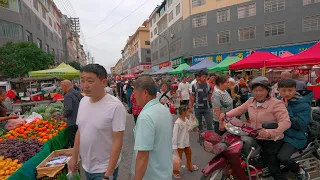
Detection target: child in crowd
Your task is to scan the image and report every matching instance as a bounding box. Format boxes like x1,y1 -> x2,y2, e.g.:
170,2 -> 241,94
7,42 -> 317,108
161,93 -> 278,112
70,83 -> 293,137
172,105 -> 198,179
277,79 -> 313,180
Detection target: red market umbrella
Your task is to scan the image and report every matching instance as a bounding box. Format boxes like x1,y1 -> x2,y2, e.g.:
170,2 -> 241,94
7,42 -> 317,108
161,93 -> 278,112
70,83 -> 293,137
229,52 -> 278,70
124,74 -> 136,79
265,41 -> 320,67
279,51 -> 294,58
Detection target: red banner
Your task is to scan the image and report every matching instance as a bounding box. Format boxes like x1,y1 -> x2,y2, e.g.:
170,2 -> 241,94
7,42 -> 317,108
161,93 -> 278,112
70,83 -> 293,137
159,61 -> 171,69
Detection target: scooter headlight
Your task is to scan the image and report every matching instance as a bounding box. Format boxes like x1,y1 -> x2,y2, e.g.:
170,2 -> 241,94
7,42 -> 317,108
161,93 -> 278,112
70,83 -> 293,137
225,122 -> 249,136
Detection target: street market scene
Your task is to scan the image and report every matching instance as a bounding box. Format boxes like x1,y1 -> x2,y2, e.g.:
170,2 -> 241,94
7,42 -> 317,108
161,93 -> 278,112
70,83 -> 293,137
1,0 -> 320,180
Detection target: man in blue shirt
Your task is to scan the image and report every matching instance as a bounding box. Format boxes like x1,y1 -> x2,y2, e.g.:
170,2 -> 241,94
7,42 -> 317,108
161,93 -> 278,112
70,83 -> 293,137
131,76 -> 173,180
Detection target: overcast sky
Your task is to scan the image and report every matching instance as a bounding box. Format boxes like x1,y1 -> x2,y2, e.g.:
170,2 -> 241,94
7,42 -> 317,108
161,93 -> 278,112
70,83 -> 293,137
55,0 -> 163,73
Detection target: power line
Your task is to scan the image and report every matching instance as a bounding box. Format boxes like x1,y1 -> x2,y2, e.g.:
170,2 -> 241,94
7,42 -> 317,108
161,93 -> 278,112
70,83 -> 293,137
54,0 -> 72,17
94,0 -> 126,29
88,0 -> 152,40
63,0 -> 78,17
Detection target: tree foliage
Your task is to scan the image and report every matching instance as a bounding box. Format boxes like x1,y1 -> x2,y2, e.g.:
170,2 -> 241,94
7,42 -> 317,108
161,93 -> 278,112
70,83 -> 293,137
68,61 -> 81,70
0,42 -> 55,78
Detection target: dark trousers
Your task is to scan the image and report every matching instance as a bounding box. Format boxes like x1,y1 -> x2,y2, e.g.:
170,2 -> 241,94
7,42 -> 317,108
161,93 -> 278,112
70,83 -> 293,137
65,125 -> 78,148
180,100 -> 189,106
258,139 -> 288,180
278,142 -> 300,173
194,108 -> 213,130
133,115 -> 138,124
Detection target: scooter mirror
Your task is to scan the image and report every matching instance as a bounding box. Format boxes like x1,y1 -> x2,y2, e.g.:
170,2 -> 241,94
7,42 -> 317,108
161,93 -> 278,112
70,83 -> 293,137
262,122 -> 278,129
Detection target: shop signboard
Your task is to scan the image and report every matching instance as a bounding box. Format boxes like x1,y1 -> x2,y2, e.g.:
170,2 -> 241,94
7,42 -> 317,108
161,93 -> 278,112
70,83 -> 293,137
152,65 -> 159,72
192,42 -> 317,65
159,61 -> 171,69
130,64 -> 152,74
171,56 -> 185,68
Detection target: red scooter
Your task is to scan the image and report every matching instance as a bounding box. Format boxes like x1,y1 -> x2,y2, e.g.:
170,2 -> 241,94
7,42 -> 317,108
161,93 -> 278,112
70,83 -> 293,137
199,117 -> 320,180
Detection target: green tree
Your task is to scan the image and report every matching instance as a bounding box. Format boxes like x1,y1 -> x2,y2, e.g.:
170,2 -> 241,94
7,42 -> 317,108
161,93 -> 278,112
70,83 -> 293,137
0,42 -> 54,78
68,61 -> 81,70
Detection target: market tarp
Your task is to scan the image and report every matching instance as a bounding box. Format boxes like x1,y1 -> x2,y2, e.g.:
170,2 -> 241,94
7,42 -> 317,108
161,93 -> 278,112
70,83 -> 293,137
168,63 -> 190,75
184,59 -> 216,72
8,130 -> 69,180
28,63 -> 80,79
229,52 -> 278,70
207,56 -> 241,72
152,66 -> 174,75
265,41 -> 320,67
279,51 -> 294,58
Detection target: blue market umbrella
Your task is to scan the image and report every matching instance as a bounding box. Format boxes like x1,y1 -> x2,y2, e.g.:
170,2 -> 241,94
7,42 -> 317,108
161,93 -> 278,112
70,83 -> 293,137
184,59 -> 216,72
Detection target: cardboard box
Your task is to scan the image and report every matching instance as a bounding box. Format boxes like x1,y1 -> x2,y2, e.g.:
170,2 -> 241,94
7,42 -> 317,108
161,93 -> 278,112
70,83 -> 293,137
36,149 -> 74,178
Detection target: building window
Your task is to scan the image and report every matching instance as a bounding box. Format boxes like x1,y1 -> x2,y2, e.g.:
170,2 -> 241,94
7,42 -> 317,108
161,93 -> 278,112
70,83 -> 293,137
44,25 -> 48,36
152,51 -> 158,61
154,28 -> 158,35
51,48 -> 54,54
49,17 -> 52,27
45,44 -> 49,53
145,41 -> 150,45
169,11 -> 174,22
238,3 -> 256,19
177,20 -> 183,32
303,0 -> 320,5
26,31 -> 32,42
193,35 -> 208,48
265,21 -> 285,37
192,0 -> 205,8
151,31 -> 153,38
42,7 -> 46,20
146,57 -> 151,62
264,0 -> 285,13
147,50 -> 151,54
0,20 -> 23,40
238,27 -> 256,41
217,9 -> 230,23
50,32 -> 53,41
176,3 -> 181,16
303,15 -> 320,32
217,31 -> 230,44
160,46 -> 168,58
37,38 -> 42,49
170,38 -> 182,53
33,0 -> 38,11
192,14 -> 207,28
168,0 -> 173,7
24,5 -> 31,21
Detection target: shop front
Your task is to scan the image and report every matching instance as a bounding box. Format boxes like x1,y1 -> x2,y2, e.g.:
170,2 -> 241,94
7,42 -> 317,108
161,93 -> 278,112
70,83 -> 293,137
171,56 -> 185,68
152,65 -> 159,72
192,42 -> 317,65
129,63 -> 151,74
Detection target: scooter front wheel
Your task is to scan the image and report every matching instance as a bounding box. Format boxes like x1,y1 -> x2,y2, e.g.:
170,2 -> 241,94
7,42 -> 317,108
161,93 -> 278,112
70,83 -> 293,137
200,169 -> 231,180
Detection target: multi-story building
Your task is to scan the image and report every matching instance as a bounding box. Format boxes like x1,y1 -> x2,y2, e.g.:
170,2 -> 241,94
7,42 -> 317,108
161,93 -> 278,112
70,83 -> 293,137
149,0 -> 183,72
0,0 -> 65,63
115,58 -> 123,75
111,67 -> 116,76
122,20 -> 152,74
61,15 -> 78,63
79,45 -> 87,66
150,0 -> 320,71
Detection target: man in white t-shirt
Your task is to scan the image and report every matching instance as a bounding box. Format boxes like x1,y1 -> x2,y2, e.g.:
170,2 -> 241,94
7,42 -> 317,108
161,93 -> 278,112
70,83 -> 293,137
178,76 -> 190,105
68,64 -> 126,180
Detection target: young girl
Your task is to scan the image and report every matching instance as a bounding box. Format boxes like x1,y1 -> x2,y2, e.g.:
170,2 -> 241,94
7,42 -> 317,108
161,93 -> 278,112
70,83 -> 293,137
172,105 -> 198,179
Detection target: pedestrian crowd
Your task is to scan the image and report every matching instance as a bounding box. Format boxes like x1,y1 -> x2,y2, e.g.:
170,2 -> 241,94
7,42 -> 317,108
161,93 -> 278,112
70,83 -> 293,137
57,64 -> 313,180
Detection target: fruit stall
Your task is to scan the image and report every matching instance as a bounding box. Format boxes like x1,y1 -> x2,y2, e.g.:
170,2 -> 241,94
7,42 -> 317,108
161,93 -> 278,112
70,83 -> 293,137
0,101 -> 71,180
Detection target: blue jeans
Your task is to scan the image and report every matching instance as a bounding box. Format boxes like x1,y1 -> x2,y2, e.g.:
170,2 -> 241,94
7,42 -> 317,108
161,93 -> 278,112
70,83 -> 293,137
84,167 -> 119,180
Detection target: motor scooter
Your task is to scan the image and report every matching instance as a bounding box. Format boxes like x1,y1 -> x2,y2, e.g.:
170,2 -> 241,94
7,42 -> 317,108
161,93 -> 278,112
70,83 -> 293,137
200,117 -> 320,180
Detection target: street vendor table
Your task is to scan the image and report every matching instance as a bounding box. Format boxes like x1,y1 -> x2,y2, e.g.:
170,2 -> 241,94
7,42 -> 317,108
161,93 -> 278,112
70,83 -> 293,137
307,86 -> 320,99
8,130 -> 69,180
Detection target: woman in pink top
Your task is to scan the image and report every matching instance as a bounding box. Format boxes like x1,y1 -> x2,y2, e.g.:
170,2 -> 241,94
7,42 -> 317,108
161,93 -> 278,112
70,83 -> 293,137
220,76 -> 291,180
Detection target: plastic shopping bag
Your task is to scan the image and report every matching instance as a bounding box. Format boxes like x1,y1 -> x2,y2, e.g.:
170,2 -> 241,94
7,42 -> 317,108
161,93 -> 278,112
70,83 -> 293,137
25,112 -> 43,124
190,113 -> 199,130
66,171 -> 81,180
5,116 -> 25,130
172,150 -> 181,172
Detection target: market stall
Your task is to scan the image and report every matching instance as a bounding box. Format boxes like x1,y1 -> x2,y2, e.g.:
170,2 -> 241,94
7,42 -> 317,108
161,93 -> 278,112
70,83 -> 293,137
183,59 -> 216,72
0,101 -> 69,180
151,66 -> 174,75
229,52 -> 278,70
168,63 -> 190,75
29,63 -> 80,80
123,74 -> 136,79
207,56 -> 241,72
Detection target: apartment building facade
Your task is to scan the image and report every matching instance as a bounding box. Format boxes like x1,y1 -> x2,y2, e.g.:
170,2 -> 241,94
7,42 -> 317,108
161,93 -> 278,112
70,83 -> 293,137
114,58 -> 123,75
122,21 -> 152,74
150,0 -> 320,71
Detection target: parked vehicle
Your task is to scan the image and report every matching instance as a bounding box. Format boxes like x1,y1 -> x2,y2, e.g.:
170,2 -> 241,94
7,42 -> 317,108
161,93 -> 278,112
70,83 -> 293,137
26,83 -> 57,94
200,117 -> 320,180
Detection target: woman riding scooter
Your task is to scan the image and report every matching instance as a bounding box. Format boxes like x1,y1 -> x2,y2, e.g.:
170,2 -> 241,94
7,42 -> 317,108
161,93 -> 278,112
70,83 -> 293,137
220,76 -> 291,180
